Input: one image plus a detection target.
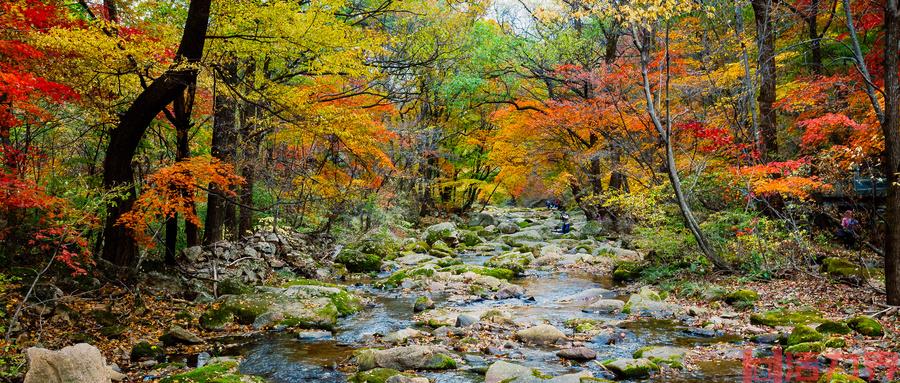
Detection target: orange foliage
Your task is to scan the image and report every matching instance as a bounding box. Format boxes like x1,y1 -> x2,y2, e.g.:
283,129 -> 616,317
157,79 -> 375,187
118,157 -> 243,246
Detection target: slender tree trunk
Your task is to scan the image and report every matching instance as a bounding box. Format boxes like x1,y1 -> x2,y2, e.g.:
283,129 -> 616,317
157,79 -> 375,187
101,0 -> 212,266
238,102 -> 260,237
752,0 -> 778,159
882,0 -> 900,305
634,24 -> 729,270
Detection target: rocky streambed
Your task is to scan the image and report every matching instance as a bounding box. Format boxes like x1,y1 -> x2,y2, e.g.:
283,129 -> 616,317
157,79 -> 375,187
32,207 -> 886,383
209,208 -> 754,383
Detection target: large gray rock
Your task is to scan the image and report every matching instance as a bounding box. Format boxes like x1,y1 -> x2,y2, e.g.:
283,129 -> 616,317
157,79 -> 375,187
497,222 -> 519,234
355,345 -> 457,371
468,213 -> 498,227
515,324 -> 566,345
556,346 -> 597,361
422,222 -> 459,246
623,287 -> 679,318
557,288 -> 612,304
585,299 -> 625,313
383,328 -> 426,344
484,361 -> 592,383
25,343 -> 111,383
159,325 -> 203,345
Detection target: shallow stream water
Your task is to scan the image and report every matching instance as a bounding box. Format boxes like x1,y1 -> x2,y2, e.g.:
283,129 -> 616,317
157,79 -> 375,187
230,249 -> 745,382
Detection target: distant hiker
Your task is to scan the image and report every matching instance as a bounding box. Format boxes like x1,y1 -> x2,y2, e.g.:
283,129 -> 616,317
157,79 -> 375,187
836,210 -> 860,248
560,212 -> 571,234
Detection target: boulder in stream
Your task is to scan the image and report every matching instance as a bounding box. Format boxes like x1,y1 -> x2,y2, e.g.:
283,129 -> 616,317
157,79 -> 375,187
602,358 -> 659,379
515,324 -> 566,345
355,345 -> 457,371
484,361 -> 593,383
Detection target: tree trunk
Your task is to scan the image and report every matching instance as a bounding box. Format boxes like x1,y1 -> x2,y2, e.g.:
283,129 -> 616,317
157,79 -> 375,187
101,0 -> 212,267
635,24 -> 729,270
752,0 -> 778,159
882,0 -> 900,305
204,70 -> 237,245
807,0 -> 824,74
238,102 -> 260,237
164,88 -> 200,264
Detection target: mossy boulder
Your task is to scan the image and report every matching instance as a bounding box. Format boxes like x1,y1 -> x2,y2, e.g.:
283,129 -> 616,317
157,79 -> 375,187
378,266 -> 436,288
484,252 -> 533,275
354,345 -> 457,371
159,361 -> 264,383
199,284 -> 359,331
429,240 -> 454,258
422,222 -> 459,246
633,346 -> 687,369
602,358 -> 660,379
357,230 -> 401,260
750,308 -> 824,327
821,257 -> 868,281
350,368 -> 406,383
564,318 -> 601,333
847,316 -> 883,337
816,320 -> 852,335
579,221 -> 604,239
441,264 -> 515,281
817,370 -> 865,383
612,261 -> 642,282
787,326 -> 824,346
459,230 -> 483,247
336,248 -> 382,273
218,278 -> 253,295
622,287 -> 676,317
784,341 -> 825,354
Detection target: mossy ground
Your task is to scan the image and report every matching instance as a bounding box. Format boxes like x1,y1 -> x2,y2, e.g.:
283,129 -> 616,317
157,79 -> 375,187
750,308 -> 824,327
159,362 -> 264,383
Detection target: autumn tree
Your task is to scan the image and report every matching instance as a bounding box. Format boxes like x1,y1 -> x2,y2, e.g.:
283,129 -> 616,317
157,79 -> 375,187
101,0 -> 212,267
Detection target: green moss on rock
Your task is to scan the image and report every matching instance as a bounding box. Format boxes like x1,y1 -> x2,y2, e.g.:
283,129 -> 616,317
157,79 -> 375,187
336,248 -> 382,273
602,358 -> 660,379
847,316 -> 883,337
817,370 -> 865,383
612,261 -> 642,282
350,368 -> 405,383
750,308 -> 824,327
821,258 -> 868,280
787,326 -> 824,346
784,341 -> 825,354
484,252 -> 532,275
816,320 -> 852,335
159,361 -> 264,383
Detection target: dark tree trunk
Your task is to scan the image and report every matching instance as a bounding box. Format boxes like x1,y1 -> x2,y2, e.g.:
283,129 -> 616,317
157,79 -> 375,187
752,0 -> 778,159
164,88 -> 199,264
100,0 -> 212,267
204,69 -> 238,244
238,102 -> 260,237
882,0 -> 900,305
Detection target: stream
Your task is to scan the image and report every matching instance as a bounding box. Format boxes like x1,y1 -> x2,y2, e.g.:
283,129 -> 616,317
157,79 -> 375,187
226,245 -> 746,382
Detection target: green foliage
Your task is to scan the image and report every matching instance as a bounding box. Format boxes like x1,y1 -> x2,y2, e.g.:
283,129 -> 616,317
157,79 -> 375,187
700,210 -> 791,279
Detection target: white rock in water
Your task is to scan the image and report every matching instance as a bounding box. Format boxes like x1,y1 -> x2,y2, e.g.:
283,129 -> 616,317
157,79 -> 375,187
25,343 -> 111,383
